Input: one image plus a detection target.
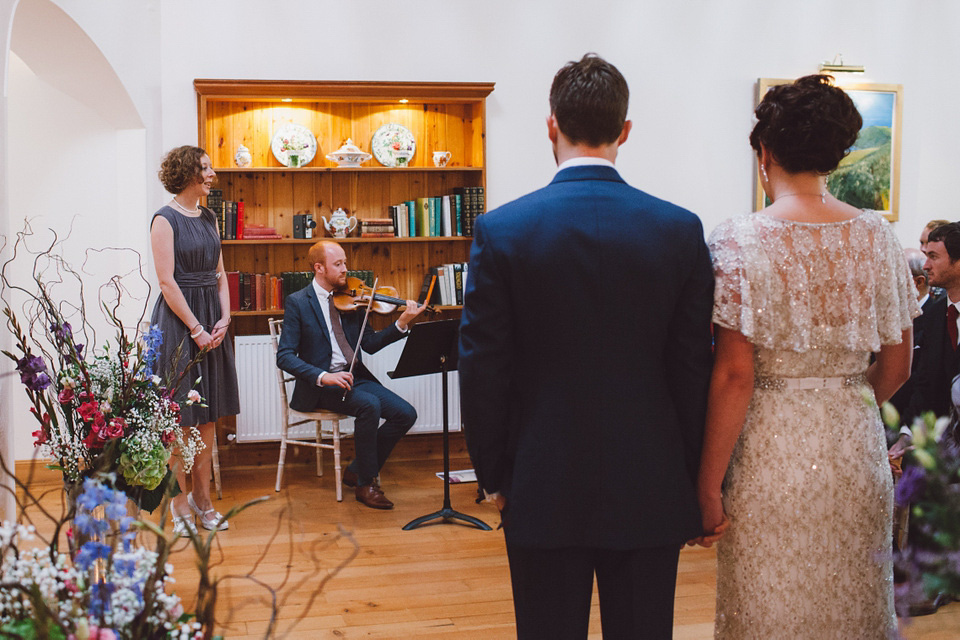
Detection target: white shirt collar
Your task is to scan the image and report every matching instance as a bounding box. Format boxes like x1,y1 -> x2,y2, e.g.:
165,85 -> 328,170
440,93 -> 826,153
312,277 -> 332,302
918,293 -> 930,308
556,156 -> 616,173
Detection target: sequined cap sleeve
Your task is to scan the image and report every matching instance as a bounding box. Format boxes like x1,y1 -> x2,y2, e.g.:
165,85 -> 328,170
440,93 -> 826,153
707,211 -> 919,352
707,216 -> 753,337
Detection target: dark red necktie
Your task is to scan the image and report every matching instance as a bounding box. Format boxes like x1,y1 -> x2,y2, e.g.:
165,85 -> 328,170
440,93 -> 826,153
949,304 -> 959,350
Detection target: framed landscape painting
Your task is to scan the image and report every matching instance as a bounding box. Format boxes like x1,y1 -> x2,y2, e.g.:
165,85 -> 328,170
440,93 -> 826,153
754,78 -> 903,221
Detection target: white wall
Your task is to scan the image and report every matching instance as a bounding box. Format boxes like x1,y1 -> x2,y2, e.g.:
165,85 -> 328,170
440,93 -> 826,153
156,0 -> 960,247
4,0 -> 960,460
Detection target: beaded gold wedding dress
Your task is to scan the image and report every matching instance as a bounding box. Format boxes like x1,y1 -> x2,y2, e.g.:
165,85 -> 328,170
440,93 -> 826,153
708,211 -> 919,639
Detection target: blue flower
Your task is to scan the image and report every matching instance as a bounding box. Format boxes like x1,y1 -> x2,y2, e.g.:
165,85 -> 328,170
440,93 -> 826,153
114,557 -> 137,578
895,466 -> 927,506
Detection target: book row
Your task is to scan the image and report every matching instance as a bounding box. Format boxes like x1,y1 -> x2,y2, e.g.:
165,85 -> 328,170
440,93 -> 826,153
386,187 -> 485,238
420,262 -> 469,307
206,187 -> 484,241
226,270 -> 375,311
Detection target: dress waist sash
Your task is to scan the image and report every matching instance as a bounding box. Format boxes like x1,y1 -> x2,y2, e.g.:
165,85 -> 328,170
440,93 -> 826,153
175,271 -> 219,288
754,374 -> 867,391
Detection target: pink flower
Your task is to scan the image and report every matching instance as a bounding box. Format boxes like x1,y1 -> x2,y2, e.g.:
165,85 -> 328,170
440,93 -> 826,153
186,389 -> 201,405
161,430 -> 176,444
58,387 -> 75,404
169,402 -> 180,414
32,429 -> 47,446
103,417 -> 126,439
88,626 -> 117,640
77,401 -> 99,422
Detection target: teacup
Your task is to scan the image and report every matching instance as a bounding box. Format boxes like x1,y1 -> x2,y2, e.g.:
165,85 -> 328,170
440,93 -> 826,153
432,151 -> 452,167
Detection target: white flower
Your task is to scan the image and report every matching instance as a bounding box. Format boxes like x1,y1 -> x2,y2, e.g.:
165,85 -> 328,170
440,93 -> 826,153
186,390 -> 201,405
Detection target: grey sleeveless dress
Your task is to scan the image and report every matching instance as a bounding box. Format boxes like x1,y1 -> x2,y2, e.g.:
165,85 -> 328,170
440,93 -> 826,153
149,206 -> 240,426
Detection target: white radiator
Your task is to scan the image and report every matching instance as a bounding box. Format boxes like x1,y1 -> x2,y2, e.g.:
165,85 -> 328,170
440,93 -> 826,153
234,334 -> 461,442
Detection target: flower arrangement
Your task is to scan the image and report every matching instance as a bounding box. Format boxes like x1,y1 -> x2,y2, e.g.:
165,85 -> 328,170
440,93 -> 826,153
1,228 -> 208,512
0,476 -> 204,639
881,403 -> 960,613
4,307 -> 205,512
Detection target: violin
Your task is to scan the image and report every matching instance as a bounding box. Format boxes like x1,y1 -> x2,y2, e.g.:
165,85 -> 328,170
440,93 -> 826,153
332,276 -> 436,314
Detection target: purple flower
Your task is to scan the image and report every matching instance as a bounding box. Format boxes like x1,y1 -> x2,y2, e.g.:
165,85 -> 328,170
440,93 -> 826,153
50,321 -> 72,342
896,466 -> 927,506
16,354 -> 52,391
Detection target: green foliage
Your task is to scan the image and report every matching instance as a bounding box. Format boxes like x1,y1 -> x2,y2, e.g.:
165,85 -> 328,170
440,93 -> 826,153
828,142 -> 892,210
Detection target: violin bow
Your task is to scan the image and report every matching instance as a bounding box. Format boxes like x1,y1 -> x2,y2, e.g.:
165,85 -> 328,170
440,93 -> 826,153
341,277 -> 378,401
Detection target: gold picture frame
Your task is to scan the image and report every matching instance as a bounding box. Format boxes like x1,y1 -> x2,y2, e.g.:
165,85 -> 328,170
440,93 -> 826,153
754,78 -> 903,221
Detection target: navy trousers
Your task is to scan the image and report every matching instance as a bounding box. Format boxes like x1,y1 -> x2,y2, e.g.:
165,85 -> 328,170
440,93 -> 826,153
317,377 -> 416,485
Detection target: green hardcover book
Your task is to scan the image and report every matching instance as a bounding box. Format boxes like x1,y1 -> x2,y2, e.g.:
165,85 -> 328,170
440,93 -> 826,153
452,193 -> 462,236
416,197 -> 430,237
431,196 -> 442,236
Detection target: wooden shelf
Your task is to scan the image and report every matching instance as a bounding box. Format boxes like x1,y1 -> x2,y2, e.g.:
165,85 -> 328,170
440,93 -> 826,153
213,166 -> 483,173
221,236 -> 473,245
197,79 -> 491,316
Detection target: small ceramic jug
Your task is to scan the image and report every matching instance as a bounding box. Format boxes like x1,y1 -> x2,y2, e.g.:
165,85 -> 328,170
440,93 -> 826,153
321,208 -> 358,238
234,144 -> 252,168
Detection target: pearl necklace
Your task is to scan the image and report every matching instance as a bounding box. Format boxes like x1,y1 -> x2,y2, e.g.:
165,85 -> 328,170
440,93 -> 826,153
171,198 -> 200,214
776,192 -> 827,204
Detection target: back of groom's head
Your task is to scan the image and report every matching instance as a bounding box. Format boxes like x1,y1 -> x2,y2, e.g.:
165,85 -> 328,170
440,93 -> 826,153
549,53 -> 629,147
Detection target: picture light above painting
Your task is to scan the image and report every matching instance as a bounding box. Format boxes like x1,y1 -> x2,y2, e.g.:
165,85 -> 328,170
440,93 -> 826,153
755,78 -> 903,222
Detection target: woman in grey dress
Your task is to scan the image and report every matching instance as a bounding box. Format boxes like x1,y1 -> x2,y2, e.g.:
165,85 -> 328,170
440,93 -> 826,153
150,145 -> 239,535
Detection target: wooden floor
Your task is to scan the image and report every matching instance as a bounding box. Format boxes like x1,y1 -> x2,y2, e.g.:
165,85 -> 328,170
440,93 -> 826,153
17,456 -> 960,638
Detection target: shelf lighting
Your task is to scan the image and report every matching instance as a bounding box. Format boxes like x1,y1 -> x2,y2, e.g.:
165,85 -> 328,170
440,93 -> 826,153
281,98 -> 293,102
399,99 -> 409,104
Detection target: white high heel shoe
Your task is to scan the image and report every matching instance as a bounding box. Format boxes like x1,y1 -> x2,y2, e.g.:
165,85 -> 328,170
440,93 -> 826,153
171,509 -> 197,537
187,492 -> 229,531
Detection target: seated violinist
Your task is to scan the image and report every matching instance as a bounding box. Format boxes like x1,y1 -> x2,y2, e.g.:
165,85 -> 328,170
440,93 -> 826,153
276,240 -> 427,509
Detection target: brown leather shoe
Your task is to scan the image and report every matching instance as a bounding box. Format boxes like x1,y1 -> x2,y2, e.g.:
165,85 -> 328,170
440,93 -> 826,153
355,484 -> 394,510
342,468 -> 358,488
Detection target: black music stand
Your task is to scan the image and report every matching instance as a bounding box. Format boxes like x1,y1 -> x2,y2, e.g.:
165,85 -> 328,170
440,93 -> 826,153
390,319 -> 490,531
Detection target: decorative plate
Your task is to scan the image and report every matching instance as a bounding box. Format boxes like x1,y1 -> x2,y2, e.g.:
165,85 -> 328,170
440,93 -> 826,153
271,123 -> 318,167
371,123 -> 416,167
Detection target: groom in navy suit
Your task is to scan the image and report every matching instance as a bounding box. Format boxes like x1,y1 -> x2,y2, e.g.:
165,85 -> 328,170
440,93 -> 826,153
277,240 -> 427,509
459,54 -> 714,638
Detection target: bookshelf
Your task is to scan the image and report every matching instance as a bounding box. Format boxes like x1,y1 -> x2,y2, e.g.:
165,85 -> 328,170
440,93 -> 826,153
194,79 -> 494,334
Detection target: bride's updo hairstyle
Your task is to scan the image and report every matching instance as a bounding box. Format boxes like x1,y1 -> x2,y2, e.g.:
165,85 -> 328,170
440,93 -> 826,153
749,75 -> 862,175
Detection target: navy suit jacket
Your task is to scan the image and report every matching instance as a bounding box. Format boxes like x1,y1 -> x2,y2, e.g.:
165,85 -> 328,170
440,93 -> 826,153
276,284 -> 405,412
458,165 -> 715,550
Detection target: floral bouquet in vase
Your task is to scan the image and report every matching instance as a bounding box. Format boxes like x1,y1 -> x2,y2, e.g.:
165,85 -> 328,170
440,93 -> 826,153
2,234 -> 205,512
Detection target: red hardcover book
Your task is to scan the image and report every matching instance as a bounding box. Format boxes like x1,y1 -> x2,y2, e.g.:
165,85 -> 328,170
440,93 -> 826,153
236,201 -> 245,239
227,271 -> 240,312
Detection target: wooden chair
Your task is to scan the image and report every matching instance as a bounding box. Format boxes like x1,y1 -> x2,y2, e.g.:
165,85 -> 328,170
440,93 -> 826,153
268,318 -> 353,501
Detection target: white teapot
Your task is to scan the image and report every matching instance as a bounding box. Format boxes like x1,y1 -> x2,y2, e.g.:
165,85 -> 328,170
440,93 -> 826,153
322,208 -> 358,238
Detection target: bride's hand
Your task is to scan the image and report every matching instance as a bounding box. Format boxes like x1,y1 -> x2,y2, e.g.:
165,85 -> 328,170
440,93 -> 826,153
690,493 -> 730,548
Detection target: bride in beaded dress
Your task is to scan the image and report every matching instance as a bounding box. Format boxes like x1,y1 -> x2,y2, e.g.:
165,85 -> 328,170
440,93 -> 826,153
696,75 -> 919,639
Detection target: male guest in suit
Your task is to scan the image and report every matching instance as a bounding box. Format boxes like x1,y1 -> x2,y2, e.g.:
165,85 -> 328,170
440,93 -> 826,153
907,222 -> 960,424
458,54 -> 714,639
276,240 -> 426,509
889,247 -> 942,420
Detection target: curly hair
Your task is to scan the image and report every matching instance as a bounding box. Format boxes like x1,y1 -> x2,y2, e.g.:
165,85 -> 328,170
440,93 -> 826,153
749,75 -> 862,175
158,145 -> 207,195
549,53 -> 629,147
